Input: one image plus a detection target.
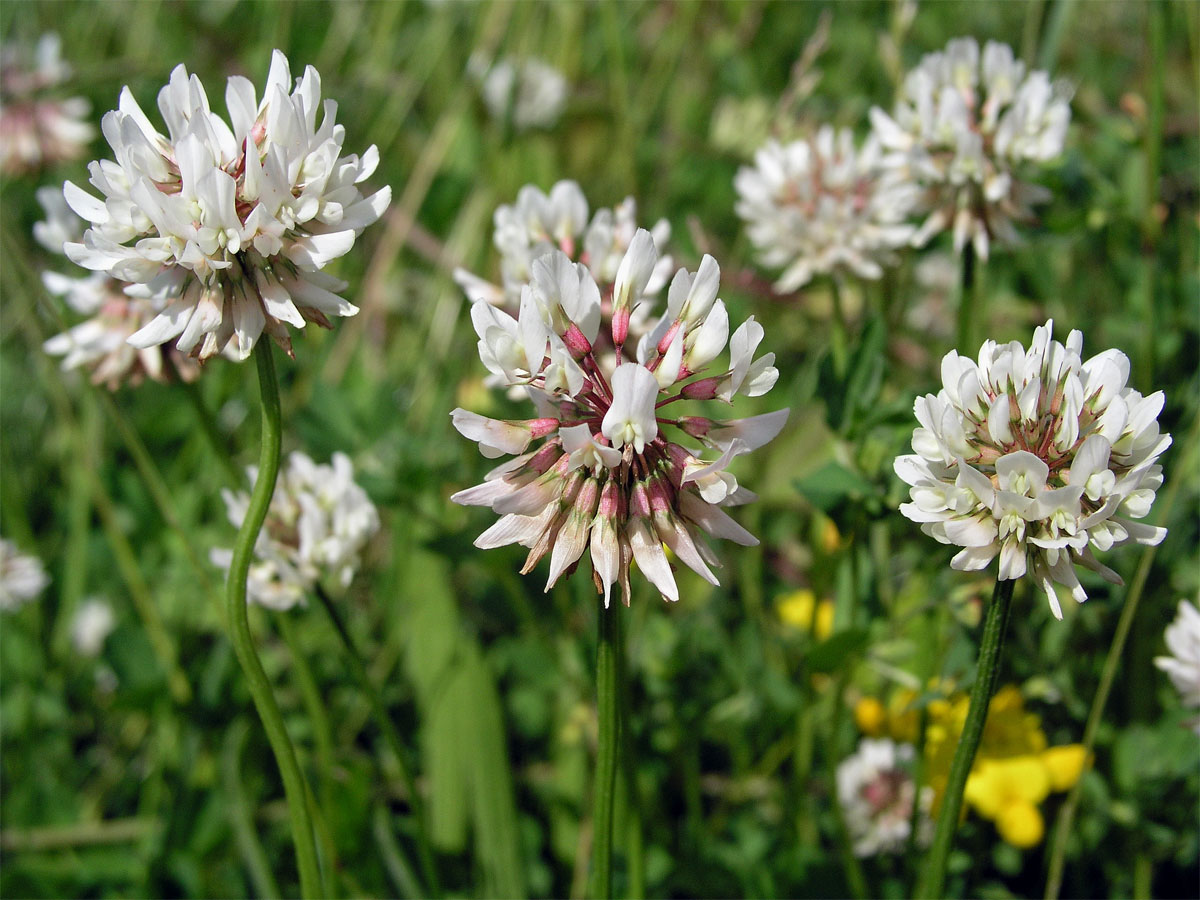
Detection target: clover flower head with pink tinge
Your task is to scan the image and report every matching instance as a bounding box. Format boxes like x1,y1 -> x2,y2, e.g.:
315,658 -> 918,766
0,33 -> 94,174
837,739 -> 932,857
735,125 -> 919,292
452,227 -> 788,606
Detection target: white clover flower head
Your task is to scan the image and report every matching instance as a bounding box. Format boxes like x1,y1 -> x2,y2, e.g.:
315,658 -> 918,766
895,319 -> 1170,619
837,739 -> 932,857
59,50 -> 391,362
453,180 -> 673,316
869,37 -> 1071,260
734,126 -> 919,292
70,598 -> 116,657
0,538 -> 49,612
36,187 -> 203,388
472,55 -> 568,132
211,451 -> 380,611
1155,600 -> 1200,733
452,237 -> 787,606
0,32 -> 94,174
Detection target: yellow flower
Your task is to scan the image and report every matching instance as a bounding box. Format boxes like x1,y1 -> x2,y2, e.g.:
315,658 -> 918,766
1041,744 -> 1089,791
996,800 -> 1044,848
965,755 -> 1052,847
819,517 -> 842,554
855,697 -> 886,736
860,683 -> 1087,848
777,589 -> 834,640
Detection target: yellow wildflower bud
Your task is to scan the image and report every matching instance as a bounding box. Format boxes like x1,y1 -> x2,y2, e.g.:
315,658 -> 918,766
814,600 -> 834,641
777,589 -> 817,630
820,517 -> 842,553
996,800 -> 1044,848
1042,745 -> 1089,791
855,697 -> 886,736
777,590 -> 835,640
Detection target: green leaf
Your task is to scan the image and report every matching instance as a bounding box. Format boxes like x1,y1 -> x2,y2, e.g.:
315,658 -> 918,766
806,629 -> 870,673
794,461 -> 880,513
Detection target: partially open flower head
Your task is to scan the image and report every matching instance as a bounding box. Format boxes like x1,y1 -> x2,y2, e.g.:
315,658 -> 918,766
0,538 -> 49,612
895,320 -> 1170,618
59,50 -> 390,362
0,33 -> 94,174
212,451 -> 380,611
837,738 -> 932,857
869,37 -> 1071,260
452,238 -> 788,605
36,186 -> 204,387
734,126 -> 918,292
1155,599 -> 1200,733
454,179 -> 673,312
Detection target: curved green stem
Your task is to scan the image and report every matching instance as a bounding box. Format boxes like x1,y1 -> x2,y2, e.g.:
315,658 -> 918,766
592,598 -> 622,900
917,577 -> 1015,899
225,340 -> 322,898
313,584 -> 441,898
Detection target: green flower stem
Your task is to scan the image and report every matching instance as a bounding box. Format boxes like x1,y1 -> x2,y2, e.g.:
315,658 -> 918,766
592,598 -> 622,900
917,576 -> 1016,900
313,584 -> 441,898
225,339 -> 322,898
618,619 -> 644,900
955,242 -> 978,354
1043,412 -> 1194,899
829,276 -> 850,379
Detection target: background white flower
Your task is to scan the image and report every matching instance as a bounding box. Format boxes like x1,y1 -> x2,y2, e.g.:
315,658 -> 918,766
470,54 -> 568,132
870,37 -> 1071,260
0,538 -> 49,612
0,33 -> 94,174
895,320 -> 1170,618
735,126 -> 918,291
837,738 -> 932,857
70,598 -> 116,657
59,49 -> 390,361
1155,600 -> 1200,733
454,179 -> 673,311
212,451 -> 380,611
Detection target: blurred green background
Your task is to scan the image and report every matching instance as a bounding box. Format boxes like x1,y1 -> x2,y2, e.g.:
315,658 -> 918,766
0,1 -> 1196,897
